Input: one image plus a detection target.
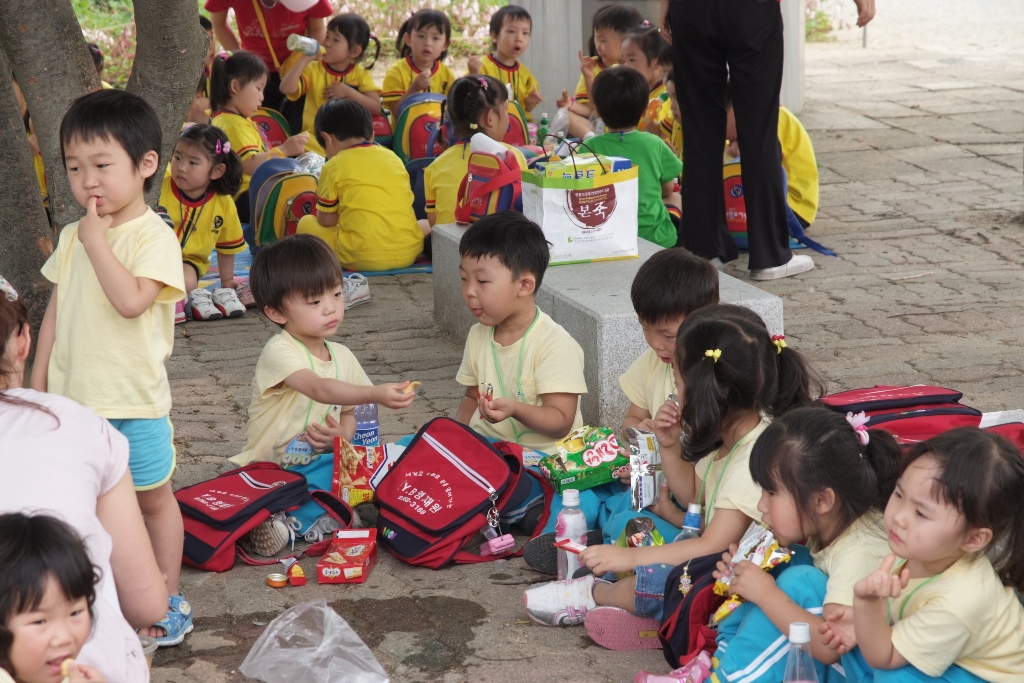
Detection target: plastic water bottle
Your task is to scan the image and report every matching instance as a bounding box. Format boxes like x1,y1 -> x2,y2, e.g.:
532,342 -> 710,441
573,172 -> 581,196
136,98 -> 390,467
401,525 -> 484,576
674,503 -> 703,541
555,489 -> 588,580
537,112 -> 549,147
351,403 -> 379,447
287,33 -> 320,56
783,622 -> 819,683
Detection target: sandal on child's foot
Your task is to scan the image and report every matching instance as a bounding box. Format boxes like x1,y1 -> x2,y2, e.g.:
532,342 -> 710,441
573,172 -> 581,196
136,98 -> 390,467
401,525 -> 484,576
523,529 -> 603,574
150,594 -> 194,647
584,606 -> 662,650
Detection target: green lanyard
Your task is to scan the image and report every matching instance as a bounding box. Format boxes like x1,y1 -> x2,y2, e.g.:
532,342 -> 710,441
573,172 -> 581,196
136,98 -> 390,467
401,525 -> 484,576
296,338 -> 339,429
886,560 -> 942,625
488,307 -> 539,445
695,421 -> 763,524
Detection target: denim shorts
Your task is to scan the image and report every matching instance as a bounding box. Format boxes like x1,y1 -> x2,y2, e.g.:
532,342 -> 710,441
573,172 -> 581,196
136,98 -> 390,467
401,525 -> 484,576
108,416 -> 176,490
634,562 -> 675,621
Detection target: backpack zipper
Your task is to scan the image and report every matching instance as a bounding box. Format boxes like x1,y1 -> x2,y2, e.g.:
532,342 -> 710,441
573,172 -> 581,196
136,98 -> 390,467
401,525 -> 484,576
422,432 -> 496,496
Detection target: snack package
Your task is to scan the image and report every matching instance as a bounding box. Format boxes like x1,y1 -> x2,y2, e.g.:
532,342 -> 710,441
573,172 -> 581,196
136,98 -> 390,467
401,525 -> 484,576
317,529 -> 378,584
626,428 -> 665,511
614,517 -> 665,580
538,426 -> 629,493
333,438 -> 385,506
533,153 -> 632,179
711,522 -> 793,623
294,151 -> 325,177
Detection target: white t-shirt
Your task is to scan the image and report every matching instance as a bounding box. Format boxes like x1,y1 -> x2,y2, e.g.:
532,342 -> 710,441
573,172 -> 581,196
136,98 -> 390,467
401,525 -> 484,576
0,389 -> 149,683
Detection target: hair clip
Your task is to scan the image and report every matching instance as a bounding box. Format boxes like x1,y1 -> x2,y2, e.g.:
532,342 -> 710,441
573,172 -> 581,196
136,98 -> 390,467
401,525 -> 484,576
704,349 -> 721,363
641,20 -> 651,27
469,123 -> 479,130
217,50 -> 232,60
771,334 -> 787,354
846,411 -> 870,447
477,77 -> 489,90
214,139 -> 231,154
0,276 -> 18,302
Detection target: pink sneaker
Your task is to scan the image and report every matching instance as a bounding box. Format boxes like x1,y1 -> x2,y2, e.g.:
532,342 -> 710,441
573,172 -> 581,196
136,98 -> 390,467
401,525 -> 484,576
634,652 -> 713,683
584,606 -> 662,650
174,300 -> 187,324
235,281 -> 256,308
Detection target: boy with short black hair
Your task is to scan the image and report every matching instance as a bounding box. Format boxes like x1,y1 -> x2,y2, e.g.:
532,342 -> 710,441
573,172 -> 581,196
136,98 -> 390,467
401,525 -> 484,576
468,5 -> 542,120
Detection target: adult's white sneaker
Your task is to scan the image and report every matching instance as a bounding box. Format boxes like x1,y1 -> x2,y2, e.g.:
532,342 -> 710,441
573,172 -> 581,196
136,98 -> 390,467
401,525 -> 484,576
749,254 -> 814,281
523,574 -> 603,626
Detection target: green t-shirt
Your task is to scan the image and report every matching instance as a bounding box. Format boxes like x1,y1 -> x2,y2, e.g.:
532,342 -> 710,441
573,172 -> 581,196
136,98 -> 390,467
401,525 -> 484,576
585,130 -> 683,248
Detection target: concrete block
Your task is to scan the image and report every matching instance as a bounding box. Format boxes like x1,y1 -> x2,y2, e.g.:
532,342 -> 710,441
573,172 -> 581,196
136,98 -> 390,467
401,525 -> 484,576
432,223 -> 784,427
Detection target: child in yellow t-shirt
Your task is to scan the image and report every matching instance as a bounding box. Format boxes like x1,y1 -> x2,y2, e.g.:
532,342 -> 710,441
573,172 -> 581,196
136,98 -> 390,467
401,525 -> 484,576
279,13 -> 382,156
660,71 -> 683,158
423,75 -> 527,227
620,24 -> 670,135
467,5 -> 542,121
382,9 -> 456,123
296,99 -> 425,272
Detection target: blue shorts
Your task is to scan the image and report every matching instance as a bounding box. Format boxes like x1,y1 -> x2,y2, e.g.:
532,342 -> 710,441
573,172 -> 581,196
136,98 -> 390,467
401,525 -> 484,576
108,416 -> 176,491
634,562 -> 675,621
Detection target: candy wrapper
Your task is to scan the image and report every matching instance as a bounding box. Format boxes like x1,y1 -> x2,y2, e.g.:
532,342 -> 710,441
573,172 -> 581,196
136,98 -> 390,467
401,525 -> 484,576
626,428 -> 665,511
538,426 -> 629,493
614,517 -> 665,579
711,522 -> 793,623
294,152 -> 325,177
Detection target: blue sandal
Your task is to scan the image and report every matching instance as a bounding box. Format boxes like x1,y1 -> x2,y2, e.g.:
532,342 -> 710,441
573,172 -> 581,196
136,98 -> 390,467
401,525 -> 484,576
153,593 -> 194,647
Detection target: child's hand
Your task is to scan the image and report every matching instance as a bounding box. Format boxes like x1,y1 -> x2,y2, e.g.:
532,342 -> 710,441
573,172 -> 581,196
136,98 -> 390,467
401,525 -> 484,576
280,132 -> 310,157
525,89 -> 543,109
411,70 -> 431,93
854,553 -> 909,601
579,543 -> 635,575
578,50 -> 596,79
652,400 -> 683,449
67,662 -> 105,682
819,605 -> 856,654
77,196 -> 114,247
324,81 -> 353,101
467,55 -> 482,74
306,413 -> 345,452
717,557 -> 773,603
375,382 -> 417,410
555,88 -> 571,109
478,395 -> 515,424
647,482 -> 684,525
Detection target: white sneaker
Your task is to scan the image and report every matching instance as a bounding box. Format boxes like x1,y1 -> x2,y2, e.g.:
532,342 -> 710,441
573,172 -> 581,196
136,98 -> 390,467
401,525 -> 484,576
188,289 -> 223,321
303,513 -> 341,543
343,273 -> 370,309
212,287 -> 246,318
749,254 -> 815,281
709,257 -> 726,271
523,574 -> 603,626
239,512 -> 301,557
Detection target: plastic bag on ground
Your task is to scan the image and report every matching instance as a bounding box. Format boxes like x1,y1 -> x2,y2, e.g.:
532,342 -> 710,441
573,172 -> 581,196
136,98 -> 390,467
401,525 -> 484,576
239,599 -> 389,683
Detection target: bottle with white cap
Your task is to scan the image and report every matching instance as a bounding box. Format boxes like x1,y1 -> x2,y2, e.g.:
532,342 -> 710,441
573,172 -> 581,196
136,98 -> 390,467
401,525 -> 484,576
783,622 -> 819,683
674,503 -> 704,541
554,489 -> 588,580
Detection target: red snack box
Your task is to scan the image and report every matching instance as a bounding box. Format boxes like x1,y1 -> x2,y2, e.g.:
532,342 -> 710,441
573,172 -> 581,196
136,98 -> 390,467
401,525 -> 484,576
317,529 -> 377,584
333,439 -> 385,506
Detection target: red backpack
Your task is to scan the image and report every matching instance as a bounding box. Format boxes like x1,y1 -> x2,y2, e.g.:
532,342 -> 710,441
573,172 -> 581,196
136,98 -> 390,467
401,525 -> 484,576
374,417 -> 551,569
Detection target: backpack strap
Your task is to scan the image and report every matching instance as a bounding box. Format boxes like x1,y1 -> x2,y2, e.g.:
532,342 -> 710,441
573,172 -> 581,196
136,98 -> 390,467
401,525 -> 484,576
454,155 -> 523,223
250,0 -> 282,72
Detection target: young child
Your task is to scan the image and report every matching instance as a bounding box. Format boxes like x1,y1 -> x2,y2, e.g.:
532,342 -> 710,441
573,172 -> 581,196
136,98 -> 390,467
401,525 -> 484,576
279,13 -> 382,156
424,75 -> 528,227
209,51 -> 309,223
158,124 -> 248,324
0,514 -> 106,683
467,5 -> 542,121
846,428 -> 1024,683
186,73 -> 211,125
199,14 -> 216,92
586,66 -> 683,249
454,211 -> 586,457
296,99 -> 425,272
382,9 -> 455,123
660,68 -> 683,158
31,89 -> 189,648
556,4 -> 643,139
524,304 -> 821,642
620,23 -> 669,134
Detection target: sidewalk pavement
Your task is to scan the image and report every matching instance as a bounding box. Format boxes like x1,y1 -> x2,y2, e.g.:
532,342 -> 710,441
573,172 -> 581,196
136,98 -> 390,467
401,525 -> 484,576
153,40 -> 1023,683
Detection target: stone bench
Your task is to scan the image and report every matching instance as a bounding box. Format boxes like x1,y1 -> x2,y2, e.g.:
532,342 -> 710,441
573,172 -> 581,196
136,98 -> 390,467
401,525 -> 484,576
432,223 -> 784,427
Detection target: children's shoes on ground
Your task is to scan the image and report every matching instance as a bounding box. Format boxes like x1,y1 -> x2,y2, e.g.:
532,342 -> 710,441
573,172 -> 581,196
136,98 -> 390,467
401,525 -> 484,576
187,288 -> 222,321
584,606 -> 662,650
523,574 -> 604,626
235,281 -> 257,308
634,651 -> 713,683
213,287 -> 246,318
152,593 -> 194,647
174,300 -> 187,325
343,273 -> 371,309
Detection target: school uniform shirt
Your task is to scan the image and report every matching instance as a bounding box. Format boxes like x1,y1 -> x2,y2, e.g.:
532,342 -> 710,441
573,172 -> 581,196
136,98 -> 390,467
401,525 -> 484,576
423,141 -> 528,225
40,209 -> 185,419
810,510 -> 889,606
695,419 -> 769,524
478,53 -> 540,121
382,57 -> 455,122
659,101 -> 683,157
233,330 -> 372,466
158,175 -> 246,278
286,61 -> 380,155
456,309 -> 587,455
889,554 -> 1024,682
618,348 -> 676,417
778,105 -> 819,225
640,80 -> 669,130
573,58 -> 610,106
585,130 -> 683,248
211,109 -> 269,197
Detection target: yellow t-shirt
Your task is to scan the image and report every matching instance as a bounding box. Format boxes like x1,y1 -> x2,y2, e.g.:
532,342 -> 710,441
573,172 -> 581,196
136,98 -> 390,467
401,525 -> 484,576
618,348 -> 676,418
232,331 -> 373,466
660,102 -> 683,158
211,109 -> 269,197
889,555 -> 1024,682
286,61 -> 380,156
456,309 -> 587,455
382,57 -> 456,122
40,209 -> 186,419
478,54 -> 540,122
695,419 -> 769,524
778,106 -> 818,225
573,58 -> 610,105
158,175 -> 246,278
314,143 -> 423,266
423,142 -> 528,225
811,510 -> 889,606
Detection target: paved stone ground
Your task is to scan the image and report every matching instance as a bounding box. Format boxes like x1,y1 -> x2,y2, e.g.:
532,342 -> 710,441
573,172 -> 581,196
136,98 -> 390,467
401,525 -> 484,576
153,28 -> 1023,683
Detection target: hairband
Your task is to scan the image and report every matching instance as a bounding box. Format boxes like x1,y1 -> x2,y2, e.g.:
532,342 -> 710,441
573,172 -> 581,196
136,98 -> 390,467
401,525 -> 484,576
477,77 -> 489,90
215,139 -> 231,154
771,334 -> 787,354
0,276 -> 18,302
846,411 -> 870,447
705,349 -> 721,363
469,123 -> 479,130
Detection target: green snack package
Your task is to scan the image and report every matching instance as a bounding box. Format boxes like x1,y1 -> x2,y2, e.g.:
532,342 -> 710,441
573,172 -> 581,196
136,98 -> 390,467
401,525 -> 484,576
538,426 -> 630,494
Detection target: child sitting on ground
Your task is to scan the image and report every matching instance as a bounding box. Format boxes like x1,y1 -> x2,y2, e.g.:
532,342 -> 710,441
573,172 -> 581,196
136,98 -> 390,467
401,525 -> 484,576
382,9 -> 455,123
467,5 -> 542,121
280,13 -> 382,157
159,124 -> 248,323
586,66 -> 683,249
31,89 -> 189,647
620,23 -> 669,135
424,75 -> 528,227
296,99 -> 426,272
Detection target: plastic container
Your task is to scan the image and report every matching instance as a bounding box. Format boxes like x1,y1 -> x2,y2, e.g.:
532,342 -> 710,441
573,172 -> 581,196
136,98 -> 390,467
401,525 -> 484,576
352,404 -> 379,447
783,622 -> 819,683
555,489 -> 588,580
287,33 -> 320,56
537,112 -> 549,148
138,634 -> 158,669
674,503 -> 703,541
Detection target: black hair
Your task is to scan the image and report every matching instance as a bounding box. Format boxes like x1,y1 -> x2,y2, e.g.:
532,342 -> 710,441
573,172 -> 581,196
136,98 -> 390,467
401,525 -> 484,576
624,23 -> 667,67
175,124 -> 242,196
59,89 -> 163,192
631,249 -> 719,326
591,66 -> 648,130
209,51 -> 268,112
674,304 -> 823,460
588,4 -> 644,58
903,428 -> 1024,592
750,406 -> 901,546
314,98 -> 373,148
327,13 -> 381,69
397,9 -> 452,63
659,44 -> 675,74
250,235 -> 343,321
0,514 -> 98,676
199,14 -> 213,32
459,211 -> 550,289
0,295 -> 59,424
489,5 -> 532,50
86,42 -> 104,74
665,68 -> 674,85
443,75 -> 508,139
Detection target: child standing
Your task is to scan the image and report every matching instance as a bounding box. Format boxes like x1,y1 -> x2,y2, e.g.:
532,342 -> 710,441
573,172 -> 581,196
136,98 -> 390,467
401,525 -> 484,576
279,13 -> 382,157
159,124 -> 248,324
620,23 -> 669,134
586,66 -> 683,248
296,99 -> 425,272
382,10 -> 455,122
467,5 -> 542,121
31,89 -> 190,647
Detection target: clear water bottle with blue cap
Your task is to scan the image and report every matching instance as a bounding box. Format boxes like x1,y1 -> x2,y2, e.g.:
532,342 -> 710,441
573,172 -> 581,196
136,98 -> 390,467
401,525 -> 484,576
674,503 -> 703,541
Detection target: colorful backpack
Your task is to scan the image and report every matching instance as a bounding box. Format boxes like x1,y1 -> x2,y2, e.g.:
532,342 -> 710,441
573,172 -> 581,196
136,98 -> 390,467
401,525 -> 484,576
501,100 -> 530,147
372,113 -> 394,149
454,147 -> 523,224
252,107 -> 291,149
248,158 -> 318,250
392,92 -> 446,165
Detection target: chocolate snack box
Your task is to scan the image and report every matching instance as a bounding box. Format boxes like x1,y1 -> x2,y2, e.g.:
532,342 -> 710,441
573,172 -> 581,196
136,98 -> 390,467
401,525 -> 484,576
538,426 -> 629,494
